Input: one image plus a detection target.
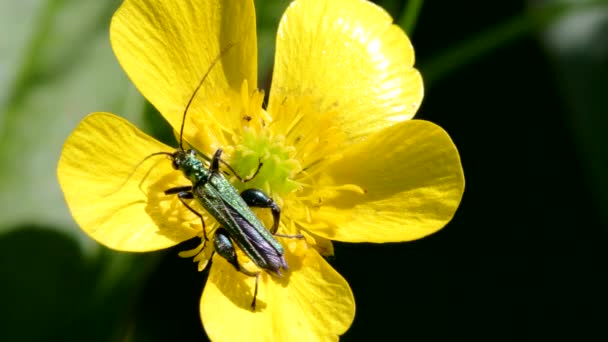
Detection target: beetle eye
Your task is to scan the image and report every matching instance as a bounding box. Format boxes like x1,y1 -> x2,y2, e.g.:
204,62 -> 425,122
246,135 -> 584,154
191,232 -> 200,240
172,159 -> 179,170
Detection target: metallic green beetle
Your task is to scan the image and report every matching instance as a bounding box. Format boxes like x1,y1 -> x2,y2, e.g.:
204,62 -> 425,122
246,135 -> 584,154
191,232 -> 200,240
149,46 -> 299,309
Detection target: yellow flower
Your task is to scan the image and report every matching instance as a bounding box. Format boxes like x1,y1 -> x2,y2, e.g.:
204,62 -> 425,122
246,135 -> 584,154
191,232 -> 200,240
57,0 -> 464,340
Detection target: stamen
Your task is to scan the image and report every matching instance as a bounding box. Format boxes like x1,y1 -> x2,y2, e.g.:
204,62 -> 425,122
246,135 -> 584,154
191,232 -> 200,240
197,259 -> 211,272
305,206 -> 312,223
178,243 -> 204,258
298,183 -> 365,194
284,110 -> 307,138
295,170 -> 318,189
179,221 -> 218,273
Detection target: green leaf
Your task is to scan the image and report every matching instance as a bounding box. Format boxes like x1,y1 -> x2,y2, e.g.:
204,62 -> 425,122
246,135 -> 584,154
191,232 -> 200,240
397,0 -> 424,35
254,0 -> 291,90
541,1 -> 608,226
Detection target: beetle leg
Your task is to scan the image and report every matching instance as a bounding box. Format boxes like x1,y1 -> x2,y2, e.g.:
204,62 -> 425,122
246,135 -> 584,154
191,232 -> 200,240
241,189 -> 303,239
210,149 -> 222,172
213,228 -> 261,309
211,149 -> 263,182
240,189 -> 281,233
164,185 -> 192,195
164,186 -> 207,241
251,273 -> 260,310
221,157 -> 263,182
273,233 -> 305,239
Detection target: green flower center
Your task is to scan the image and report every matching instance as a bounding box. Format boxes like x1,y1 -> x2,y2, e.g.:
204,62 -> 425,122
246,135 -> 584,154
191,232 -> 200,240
229,127 -> 302,199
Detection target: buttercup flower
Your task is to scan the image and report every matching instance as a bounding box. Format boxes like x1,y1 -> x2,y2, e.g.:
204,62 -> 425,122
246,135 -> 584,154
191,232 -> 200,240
57,0 -> 464,340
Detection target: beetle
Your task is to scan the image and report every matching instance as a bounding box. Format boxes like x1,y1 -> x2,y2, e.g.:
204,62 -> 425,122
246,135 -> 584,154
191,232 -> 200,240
147,45 -> 300,309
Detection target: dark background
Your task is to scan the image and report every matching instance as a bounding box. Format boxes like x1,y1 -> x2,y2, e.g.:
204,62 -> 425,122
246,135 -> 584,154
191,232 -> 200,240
340,1 -> 608,340
341,1 -> 608,340
1,0 -> 606,340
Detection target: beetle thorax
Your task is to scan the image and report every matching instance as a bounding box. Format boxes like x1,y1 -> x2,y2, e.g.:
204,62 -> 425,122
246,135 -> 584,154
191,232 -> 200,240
172,149 -> 208,184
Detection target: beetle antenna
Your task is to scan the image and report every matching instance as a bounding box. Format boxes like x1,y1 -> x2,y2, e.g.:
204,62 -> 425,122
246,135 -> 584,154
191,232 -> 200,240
179,43 -> 236,150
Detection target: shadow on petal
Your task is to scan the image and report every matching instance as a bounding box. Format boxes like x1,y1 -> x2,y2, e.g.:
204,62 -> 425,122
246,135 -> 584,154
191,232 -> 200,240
208,239 -> 307,312
208,256 -> 268,311
201,239 -> 353,340
144,171 -> 202,243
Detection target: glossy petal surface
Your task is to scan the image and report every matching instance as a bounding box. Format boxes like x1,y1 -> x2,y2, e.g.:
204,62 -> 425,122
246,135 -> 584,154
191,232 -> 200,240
201,241 -> 355,341
268,0 -> 422,143
311,120 -> 464,242
57,113 -> 199,251
110,0 -> 257,148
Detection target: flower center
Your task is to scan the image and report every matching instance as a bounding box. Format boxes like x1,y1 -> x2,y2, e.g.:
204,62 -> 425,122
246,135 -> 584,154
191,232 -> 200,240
228,127 -> 302,200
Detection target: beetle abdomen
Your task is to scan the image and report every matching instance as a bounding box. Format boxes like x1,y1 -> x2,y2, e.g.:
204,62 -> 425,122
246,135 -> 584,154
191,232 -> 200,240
226,205 -> 289,276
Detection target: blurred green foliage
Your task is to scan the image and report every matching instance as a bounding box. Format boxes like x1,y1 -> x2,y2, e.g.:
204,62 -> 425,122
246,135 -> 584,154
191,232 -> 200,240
0,0 -> 606,341
542,0 -> 608,226
0,0 -> 137,239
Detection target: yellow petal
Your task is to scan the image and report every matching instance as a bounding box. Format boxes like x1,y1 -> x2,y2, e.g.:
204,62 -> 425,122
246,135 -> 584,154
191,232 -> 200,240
110,0 -> 258,150
57,113 -> 200,251
201,241 -> 355,341
268,0 -> 422,143
311,120 -> 464,242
